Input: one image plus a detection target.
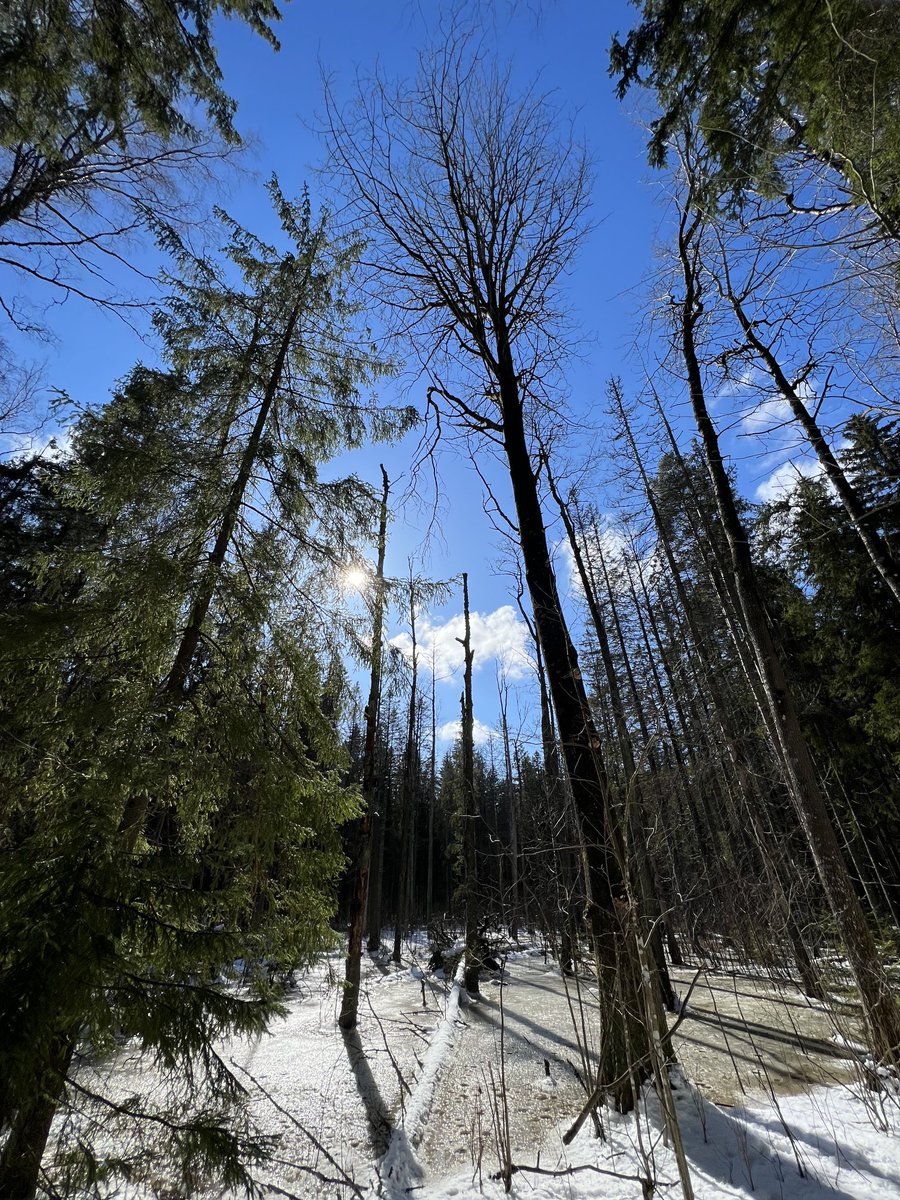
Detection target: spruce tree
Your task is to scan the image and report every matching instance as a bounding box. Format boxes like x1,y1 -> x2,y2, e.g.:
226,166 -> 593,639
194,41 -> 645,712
1,0 -> 283,311
0,188 -> 412,1197
612,0 -> 900,233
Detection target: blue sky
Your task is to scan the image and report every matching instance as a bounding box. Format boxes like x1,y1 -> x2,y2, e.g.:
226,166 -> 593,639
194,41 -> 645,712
213,0 -> 666,744
3,0 -> 671,751
5,1 -> 858,755
213,0 -> 666,745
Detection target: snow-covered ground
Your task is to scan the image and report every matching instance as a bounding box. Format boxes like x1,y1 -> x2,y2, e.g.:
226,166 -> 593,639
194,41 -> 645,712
53,938 -> 900,1199
425,1081 -> 900,1200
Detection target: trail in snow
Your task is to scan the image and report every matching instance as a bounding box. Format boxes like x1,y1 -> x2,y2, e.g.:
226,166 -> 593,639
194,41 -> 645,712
403,951 -> 899,1200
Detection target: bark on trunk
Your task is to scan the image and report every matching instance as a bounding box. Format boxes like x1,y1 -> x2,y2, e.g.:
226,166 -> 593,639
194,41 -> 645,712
0,1034 -> 75,1199
496,351 -> 649,1107
340,468 -> 389,1030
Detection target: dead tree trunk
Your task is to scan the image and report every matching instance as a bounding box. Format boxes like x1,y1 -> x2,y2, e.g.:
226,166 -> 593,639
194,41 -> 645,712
392,571 -> 419,965
498,684 -> 521,941
340,467 -> 389,1029
458,574 -> 481,994
327,45 -> 653,1108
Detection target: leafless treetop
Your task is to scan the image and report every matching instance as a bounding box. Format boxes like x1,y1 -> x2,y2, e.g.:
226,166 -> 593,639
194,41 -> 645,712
324,37 -> 591,433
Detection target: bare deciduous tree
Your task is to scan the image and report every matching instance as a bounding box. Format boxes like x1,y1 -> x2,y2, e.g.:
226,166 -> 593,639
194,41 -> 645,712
326,39 -> 655,1107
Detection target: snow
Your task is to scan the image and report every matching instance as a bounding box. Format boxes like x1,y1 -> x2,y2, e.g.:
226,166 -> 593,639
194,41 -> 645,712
422,1082 -> 900,1200
379,955 -> 466,1195
47,938 -> 900,1200
389,950 -> 897,1200
535,1074 -> 558,1097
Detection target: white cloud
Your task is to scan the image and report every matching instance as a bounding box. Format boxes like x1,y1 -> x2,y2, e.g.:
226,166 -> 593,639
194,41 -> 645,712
755,456 -> 824,503
715,365 -> 763,406
437,717 -> 497,746
740,394 -> 794,436
390,605 -> 531,681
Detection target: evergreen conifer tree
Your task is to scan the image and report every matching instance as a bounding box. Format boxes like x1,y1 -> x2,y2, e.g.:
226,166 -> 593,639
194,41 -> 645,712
612,1 -> 900,233
0,188 -> 413,1197
1,0 -> 284,311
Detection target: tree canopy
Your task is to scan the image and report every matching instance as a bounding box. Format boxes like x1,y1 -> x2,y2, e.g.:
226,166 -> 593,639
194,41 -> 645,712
611,1 -> 900,230
0,0 -> 282,318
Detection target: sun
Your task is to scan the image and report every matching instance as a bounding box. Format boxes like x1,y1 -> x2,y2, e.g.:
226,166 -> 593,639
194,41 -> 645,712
343,565 -> 369,593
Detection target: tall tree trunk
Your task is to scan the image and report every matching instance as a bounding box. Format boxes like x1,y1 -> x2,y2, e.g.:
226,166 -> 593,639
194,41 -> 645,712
459,573 -> 481,994
340,467 -> 389,1030
677,204 -> 900,1062
366,732 -> 390,954
498,688 -> 521,941
392,574 -> 419,965
546,463 -> 676,1014
426,648 -> 437,925
496,349 -> 650,1109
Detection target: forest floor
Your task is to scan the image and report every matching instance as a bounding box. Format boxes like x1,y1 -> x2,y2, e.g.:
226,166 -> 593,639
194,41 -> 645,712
63,936 -> 900,1199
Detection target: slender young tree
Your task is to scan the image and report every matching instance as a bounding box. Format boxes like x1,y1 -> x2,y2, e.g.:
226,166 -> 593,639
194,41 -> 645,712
672,168 -> 900,1063
392,567 -> 421,964
458,572 -> 481,994
366,701 -> 397,953
426,644 -> 438,923
497,676 -> 521,940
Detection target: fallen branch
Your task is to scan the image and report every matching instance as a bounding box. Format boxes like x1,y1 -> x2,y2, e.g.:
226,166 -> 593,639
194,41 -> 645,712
493,1161 -> 676,1188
